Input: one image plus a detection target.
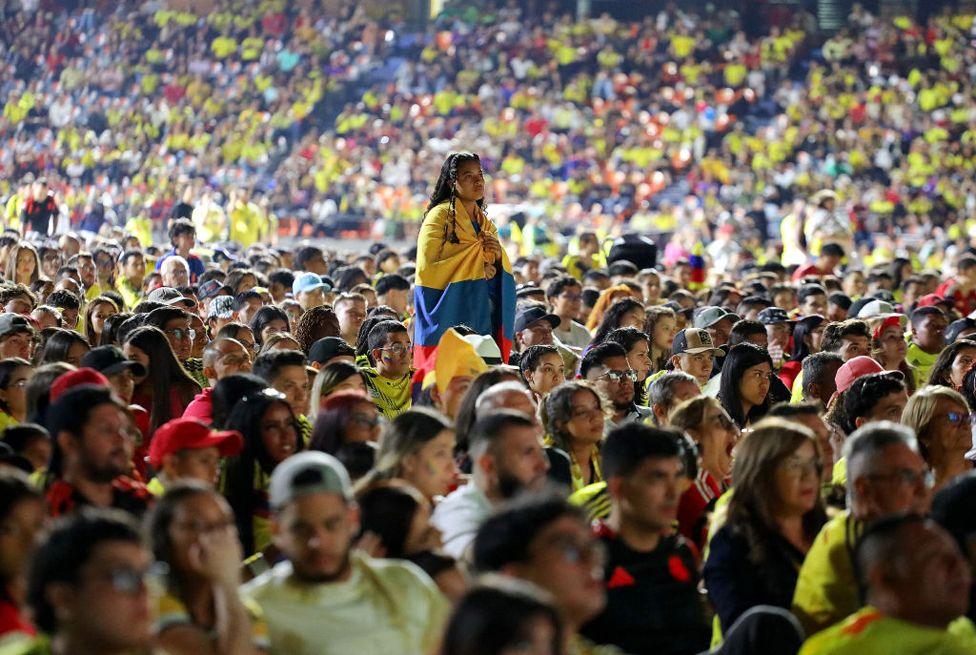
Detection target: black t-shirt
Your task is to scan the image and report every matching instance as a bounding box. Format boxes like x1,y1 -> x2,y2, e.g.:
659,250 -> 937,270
22,195 -> 58,234
582,522 -> 710,655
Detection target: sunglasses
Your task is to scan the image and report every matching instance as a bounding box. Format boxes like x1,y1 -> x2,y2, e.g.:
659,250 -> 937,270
165,328 -> 196,341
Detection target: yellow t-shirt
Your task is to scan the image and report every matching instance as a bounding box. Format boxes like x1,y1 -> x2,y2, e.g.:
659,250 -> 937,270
155,589 -> 269,650
792,511 -> 861,636
241,553 -> 448,655
800,608 -> 976,655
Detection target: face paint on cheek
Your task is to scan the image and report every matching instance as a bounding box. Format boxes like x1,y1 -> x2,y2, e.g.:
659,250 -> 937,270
425,459 -> 438,476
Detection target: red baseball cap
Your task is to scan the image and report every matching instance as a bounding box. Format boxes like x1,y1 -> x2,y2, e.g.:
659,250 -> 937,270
834,356 -> 885,396
916,294 -> 952,309
148,418 -> 243,469
49,368 -> 109,402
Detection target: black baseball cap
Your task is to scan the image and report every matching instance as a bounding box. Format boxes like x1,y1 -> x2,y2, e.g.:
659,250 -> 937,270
757,307 -> 795,325
80,345 -> 147,378
946,318 -> 976,345
309,337 -> 356,365
514,306 -> 561,333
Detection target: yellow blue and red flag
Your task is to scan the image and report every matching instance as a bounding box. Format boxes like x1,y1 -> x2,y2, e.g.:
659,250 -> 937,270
412,200 -> 515,390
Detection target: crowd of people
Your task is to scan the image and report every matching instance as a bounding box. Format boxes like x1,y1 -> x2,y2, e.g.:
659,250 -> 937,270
1,1 -> 976,655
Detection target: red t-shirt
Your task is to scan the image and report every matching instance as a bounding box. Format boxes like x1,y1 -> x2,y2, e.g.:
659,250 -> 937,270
677,470 -> 724,549
0,592 -> 34,639
936,279 -> 976,316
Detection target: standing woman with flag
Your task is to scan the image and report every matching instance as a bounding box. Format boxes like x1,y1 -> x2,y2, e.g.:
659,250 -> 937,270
413,153 -> 516,387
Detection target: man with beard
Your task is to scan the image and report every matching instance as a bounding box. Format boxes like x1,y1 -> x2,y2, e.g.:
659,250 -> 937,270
42,383 -> 151,517
432,410 -> 550,561
242,452 -> 448,655
582,342 -> 653,425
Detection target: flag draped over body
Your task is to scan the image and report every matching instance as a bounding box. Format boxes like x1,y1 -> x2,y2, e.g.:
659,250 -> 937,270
412,200 -> 515,390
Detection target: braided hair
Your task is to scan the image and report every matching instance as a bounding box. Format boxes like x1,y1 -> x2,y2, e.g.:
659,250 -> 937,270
425,152 -> 487,245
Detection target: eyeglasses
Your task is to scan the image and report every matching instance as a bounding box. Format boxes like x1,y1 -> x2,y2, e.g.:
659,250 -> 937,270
99,562 -> 169,595
865,468 -> 935,489
601,369 -> 638,383
350,413 -> 383,428
165,328 -> 195,341
560,293 -> 582,302
380,343 -> 412,357
945,411 -> 976,426
543,534 -> 607,568
779,456 -> 822,478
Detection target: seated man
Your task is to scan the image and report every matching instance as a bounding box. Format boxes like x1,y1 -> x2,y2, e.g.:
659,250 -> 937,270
473,495 -> 610,654
18,510 -> 156,655
422,328 -> 488,421
666,328 -> 723,389
432,410 -> 549,561
581,342 -> 652,425
647,372 -> 701,426
792,422 -> 932,636
183,337 -> 252,423
242,452 -> 448,655
360,319 -> 413,419
146,417 -> 243,495
800,515 -> 976,654
582,423 -> 710,655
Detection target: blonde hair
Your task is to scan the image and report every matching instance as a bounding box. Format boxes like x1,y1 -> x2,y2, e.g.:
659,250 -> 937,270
901,385 -> 968,462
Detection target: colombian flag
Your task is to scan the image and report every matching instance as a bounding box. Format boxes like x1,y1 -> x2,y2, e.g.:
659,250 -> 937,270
689,241 -> 706,291
412,201 -> 516,391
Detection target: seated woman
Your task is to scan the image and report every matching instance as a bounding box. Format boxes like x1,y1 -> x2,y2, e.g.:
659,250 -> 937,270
147,482 -> 267,654
518,344 -> 565,402
223,388 -> 303,557
902,385 -> 974,490
357,407 -> 457,502
307,361 -> 369,421
669,396 -> 740,549
0,470 -> 44,641
719,343 -> 774,429
605,326 -> 653,405
542,381 -> 606,491
308,391 -> 383,480
356,481 -> 467,601
704,418 -> 827,637
927,338 -> 976,394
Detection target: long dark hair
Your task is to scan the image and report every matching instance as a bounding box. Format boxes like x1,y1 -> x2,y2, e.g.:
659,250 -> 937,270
790,315 -> 825,362
146,481 -> 222,596
425,152 -> 486,245
356,483 -> 424,558
606,326 -> 651,404
590,298 -> 645,346
124,326 -> 200,432
38,329 -> 89,366
210,373 -> 271,429
84,296 -> 119,346
99,312 -> 133,346
719,343 -> 774,428
223,390 -> 303,555
928,338 -> 976,389
0,357 -> 30,415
